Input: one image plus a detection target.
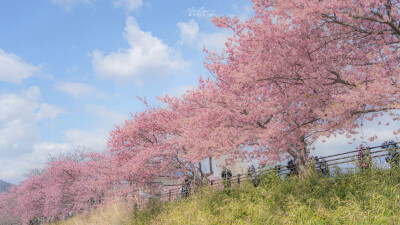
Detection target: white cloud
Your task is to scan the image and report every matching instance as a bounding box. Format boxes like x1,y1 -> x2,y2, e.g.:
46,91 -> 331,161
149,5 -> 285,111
92,16 -> 189,84
177,20 -> 199,44
0,170 -> 17,180
65,128 -> 109,152
0,96 -> 127,182
0,87 -> 63,150
55,81 -> 109,99
198,32 -> 230,51
113,0 -> 143,11
51,0 -> 94,11
55,82 -> 92,98
177,20 -> 231,51
0,142 -> 74,182
313,115 -> 400,158
56,82 -> 96,97
0,87 -> 64,183
31,142 -> 70,159
60,105 -> 129,153
0,49 -> 41,84
37,103 -> 64,120
163,85 -> 194,97
85,104 -> 128,125
1,128 -> 110,183
52,0 -> 144,12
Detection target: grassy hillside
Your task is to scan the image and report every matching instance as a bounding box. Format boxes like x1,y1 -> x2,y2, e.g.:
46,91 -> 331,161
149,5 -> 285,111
56,168 -> 400,225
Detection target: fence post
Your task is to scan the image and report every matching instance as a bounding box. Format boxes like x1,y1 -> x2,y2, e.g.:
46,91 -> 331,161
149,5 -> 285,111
237,174 -> 241,184
191,180 -> 194,195
169,189 -> 171,202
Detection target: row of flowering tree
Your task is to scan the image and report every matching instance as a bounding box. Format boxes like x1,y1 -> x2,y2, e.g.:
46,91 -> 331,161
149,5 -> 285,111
2,0 -> 400,223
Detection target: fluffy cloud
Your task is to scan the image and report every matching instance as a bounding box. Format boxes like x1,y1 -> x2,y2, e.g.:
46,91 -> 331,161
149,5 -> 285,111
0,109 -> 120,183
31,142 -> 71,162
0,170 -> 17,180
37,103 -> 65,120
52,0 -> 144,11
0,49 -> 41,84
64,128 -> 109,152
85,104 -> 128,125
0,142 -> 73,182
163,85 -> 194,97
313,114 -> 400,158
0,87 -> 64,183
51,0 -> 94,11
55,81 -> 109,99
61,104 -> 128,153
0,93 -> 128,183
0,87 -> 63,151
177,20 -> 231,51
113,0 -> 143,11
199,32 -> 231,51
56,82 -> 96,97
57,104 -> 128,153
177,20 -> 199,44
92,16 -> 189,84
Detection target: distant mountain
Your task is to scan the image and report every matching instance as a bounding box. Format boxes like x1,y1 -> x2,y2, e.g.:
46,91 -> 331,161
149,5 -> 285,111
0,180 -> 11,192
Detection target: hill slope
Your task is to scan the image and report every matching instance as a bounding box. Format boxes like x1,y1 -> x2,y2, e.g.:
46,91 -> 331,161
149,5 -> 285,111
0,180 -> 11,193
57,168 -> 400,225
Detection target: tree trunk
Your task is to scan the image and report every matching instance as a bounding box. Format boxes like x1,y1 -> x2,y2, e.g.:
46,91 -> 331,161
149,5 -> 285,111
209,157 -> 214,175
291,135 -> 310,175
198,162 -> 203,179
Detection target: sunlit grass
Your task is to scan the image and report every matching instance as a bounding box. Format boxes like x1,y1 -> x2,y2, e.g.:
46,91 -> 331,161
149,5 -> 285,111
56,167 -> 400,225
54,202 -> 133,225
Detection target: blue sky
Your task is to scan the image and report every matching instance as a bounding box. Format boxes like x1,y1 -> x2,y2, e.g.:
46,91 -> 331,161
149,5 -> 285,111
0,0 -> 255,183
1,0 -> 399,184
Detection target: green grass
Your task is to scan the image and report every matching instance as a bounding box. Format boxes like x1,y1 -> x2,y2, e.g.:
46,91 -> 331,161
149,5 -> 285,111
58,167 -> 400,225
134,168 -> 400,225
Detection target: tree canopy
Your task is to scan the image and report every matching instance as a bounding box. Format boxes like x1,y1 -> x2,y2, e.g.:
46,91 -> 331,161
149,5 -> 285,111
2,1 -> 400,223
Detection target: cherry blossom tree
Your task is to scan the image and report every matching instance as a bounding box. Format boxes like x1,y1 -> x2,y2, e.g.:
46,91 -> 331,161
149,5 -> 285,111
107,101 -> 216,195
12,151 -> 113,224
4,1 -> 400,224
0,187 -> 21,225
199,0 -> 400,166
25,146 -> 89,178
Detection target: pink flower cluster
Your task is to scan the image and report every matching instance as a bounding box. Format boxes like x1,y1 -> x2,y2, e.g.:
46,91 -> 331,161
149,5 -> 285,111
3,0 -> 400,223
